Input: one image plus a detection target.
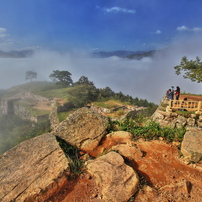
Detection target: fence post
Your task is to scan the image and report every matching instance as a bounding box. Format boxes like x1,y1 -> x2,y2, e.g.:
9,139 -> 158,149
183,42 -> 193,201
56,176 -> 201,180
196,101 -> 201,114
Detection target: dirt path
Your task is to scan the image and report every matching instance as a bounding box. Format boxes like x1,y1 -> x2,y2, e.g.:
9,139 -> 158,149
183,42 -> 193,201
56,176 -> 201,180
33,101 -> 52,111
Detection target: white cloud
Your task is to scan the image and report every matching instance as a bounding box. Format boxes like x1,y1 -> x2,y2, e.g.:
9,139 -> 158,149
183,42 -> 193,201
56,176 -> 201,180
177,25 -> 202,32
177,25 -> 189,31
104,7 -> 136,14
155,30 -> 162,34
0,27 -> 8,38
192,27 -> 202,32
0,27 -> 15,50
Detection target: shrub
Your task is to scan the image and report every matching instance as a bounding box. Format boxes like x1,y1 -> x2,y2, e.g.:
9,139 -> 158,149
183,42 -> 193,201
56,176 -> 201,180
114,118 -> 186,142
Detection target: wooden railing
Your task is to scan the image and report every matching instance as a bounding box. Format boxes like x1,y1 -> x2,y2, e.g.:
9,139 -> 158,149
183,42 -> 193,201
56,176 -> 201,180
166,100 -> 202,113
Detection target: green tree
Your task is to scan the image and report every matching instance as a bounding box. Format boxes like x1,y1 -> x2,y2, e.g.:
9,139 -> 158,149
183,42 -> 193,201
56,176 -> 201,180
114,91 -> 124,101
25,71 -> 37,82
49,70 -> 73,87
67,84 -> 99,107
174,56 -> 202,82
99,86 -> 115,98
74,76 -> 94,86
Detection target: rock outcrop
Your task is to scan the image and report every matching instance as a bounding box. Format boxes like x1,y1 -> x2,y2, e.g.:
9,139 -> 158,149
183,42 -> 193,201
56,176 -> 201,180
181,127 -> 202,163
86,151 -> 139,202
53,107 -> 109,152
152,109 -> 178,128
152,108 -> 202,128
0,133 -> 70,202
152,105 -> 202,163
1,105 -> 202,201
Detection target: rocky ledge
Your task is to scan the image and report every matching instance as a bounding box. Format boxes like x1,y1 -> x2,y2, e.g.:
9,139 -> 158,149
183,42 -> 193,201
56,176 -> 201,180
1,107 -> 202,202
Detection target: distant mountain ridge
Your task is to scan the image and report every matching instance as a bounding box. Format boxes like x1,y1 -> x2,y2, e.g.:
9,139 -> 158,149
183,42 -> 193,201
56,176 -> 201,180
91,50 -> 156,59
0,49 -> 34,58
127,50 -> 156,59
0,49 -> 157,59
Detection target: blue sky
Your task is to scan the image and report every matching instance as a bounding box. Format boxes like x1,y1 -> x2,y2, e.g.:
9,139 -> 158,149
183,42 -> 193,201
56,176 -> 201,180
0,0 -> 202,51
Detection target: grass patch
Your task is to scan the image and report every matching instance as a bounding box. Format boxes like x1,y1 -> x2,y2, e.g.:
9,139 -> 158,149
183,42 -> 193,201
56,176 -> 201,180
15,99 -> 50,116
0,81 -> 56,97
30,109 -> 50,116
94,99 -> 127,109
161,103 -> 169,108
57,107 -> 78,122
36,88 -> 70,100
111,118 -> 186,142
57,111 -> 70,122
117,109 -> 124,115
0,81 -> 69,100
175,110 -> 196,118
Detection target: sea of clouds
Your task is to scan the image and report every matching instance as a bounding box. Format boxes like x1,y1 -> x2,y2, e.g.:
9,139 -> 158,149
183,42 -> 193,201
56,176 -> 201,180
1,36 -> 202,104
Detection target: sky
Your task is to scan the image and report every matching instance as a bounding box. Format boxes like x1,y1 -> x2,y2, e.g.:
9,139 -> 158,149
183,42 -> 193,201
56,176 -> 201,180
0,0 -> 202,51
0,0 -> 202,104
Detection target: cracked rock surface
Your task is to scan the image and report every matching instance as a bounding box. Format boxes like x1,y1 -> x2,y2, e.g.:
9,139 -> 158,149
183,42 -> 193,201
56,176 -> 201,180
0,133 -> 70,202
53,107 -> 108,152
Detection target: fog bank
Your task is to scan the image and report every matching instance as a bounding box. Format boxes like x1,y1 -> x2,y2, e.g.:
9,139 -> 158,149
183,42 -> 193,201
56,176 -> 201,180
1,37 -> 202,104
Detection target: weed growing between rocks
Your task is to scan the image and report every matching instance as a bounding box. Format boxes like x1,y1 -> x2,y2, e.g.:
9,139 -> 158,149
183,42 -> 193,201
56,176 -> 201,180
109,117 -> 186,142
128,196 -> 135,202
106,117 -> 116,133
56,136 -> 84,177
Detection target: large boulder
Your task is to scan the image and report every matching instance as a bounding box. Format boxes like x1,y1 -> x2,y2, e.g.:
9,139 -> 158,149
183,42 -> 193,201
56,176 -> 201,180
181,127 -> 202,163
53,107 -> 109,152
111,144 -> 143,161
0,133 -> 70,202
85,151 -> 139,202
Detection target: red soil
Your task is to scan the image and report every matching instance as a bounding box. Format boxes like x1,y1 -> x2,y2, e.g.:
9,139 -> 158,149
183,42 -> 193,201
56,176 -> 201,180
46,137 -> 202,202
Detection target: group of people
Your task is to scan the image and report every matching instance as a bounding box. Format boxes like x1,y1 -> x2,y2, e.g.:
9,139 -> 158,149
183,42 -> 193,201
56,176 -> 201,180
166,86 -> 180,100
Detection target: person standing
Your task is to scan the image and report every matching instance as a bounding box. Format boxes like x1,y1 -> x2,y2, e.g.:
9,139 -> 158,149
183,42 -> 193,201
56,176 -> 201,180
175,86 -> 180,100
166,89 -> 174,100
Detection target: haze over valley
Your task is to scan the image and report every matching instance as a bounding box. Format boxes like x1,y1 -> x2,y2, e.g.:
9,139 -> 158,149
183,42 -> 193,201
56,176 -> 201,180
1,36 -> 202,104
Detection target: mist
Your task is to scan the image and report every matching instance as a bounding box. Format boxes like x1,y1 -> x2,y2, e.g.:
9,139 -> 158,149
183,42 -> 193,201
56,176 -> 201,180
1,36 -> 202,104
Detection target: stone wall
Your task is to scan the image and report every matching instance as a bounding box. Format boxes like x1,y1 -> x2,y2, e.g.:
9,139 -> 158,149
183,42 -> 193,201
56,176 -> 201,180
152,109 -> 202,128
13,102 -> 32,120
0,92 -> 50,123
0,99 -> 8,115
49,99 -> 59,130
